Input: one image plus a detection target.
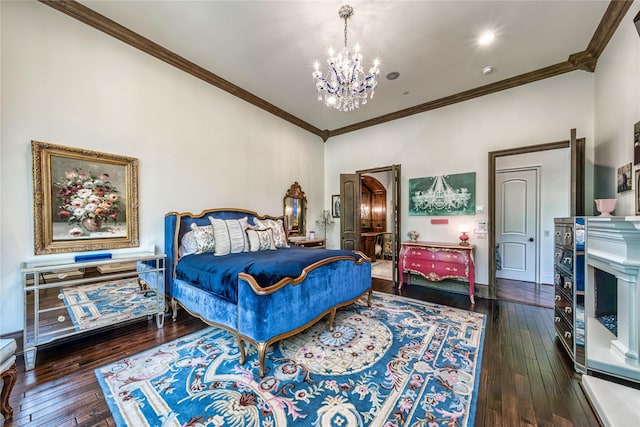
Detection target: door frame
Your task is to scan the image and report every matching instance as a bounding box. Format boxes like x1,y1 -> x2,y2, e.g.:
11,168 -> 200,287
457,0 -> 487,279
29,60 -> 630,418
488,133 -> 584,299
495,166 -> 541,284
356,164 -> 401,284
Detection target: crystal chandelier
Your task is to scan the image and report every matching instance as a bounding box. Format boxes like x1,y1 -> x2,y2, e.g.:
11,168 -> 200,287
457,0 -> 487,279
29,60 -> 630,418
312,5 -> 380,112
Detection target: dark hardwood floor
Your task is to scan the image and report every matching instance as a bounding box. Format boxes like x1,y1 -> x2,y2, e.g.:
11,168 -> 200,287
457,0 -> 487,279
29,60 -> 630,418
5,279 -> 598,426
495,277 -> 555,308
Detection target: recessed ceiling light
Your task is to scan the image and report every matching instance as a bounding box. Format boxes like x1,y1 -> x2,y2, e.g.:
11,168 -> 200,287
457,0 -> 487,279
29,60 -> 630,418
386,71 -> 400,80
403,91 -> 410,95
478,32 -> 495,45
482,66 -> 493,75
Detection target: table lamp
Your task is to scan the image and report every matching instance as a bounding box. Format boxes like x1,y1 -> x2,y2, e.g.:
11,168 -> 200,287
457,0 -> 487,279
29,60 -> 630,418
459,224 -> 470,245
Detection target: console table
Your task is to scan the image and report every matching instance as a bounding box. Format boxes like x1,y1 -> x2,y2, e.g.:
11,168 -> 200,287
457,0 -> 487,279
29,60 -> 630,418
398,241 -> 475,304
22,251 -> 165,370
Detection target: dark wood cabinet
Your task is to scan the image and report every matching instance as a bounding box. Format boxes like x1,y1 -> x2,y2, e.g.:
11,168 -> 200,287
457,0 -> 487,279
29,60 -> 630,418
361,186 -> 372,230
360,232 -> 381,259
361,175 -> 386,233
371,192 -> 386,231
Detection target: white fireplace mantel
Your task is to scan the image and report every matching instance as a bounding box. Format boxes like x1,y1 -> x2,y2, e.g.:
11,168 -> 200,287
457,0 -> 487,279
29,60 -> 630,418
582,216 -> 640,426
586,216 -> 640,381
587,216 -> 640,266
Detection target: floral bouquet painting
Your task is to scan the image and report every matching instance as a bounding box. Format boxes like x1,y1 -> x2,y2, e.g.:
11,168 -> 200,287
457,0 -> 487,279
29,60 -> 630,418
56,169 -> 122,237
32,141 -> 138,255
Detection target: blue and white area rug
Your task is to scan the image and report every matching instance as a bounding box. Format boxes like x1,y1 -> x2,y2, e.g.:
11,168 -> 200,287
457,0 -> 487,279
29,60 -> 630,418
96,292 -> 485,426
60,278 -> 162,331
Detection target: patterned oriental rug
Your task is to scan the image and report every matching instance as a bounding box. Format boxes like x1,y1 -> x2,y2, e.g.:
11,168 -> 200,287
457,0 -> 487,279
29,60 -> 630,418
60,278 -> 162,331
95,292 -> 485,427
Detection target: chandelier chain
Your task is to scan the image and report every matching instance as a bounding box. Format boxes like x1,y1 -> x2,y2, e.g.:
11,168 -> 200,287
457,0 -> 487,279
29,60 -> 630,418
344,16 -> 348,48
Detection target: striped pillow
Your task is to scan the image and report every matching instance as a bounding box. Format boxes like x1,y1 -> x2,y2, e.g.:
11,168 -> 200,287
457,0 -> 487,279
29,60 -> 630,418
208,216 -> 249,255
246,227 -> 276,251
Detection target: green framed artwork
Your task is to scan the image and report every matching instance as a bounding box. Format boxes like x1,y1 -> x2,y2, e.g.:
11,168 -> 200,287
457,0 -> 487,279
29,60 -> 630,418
409,172 -> 476,216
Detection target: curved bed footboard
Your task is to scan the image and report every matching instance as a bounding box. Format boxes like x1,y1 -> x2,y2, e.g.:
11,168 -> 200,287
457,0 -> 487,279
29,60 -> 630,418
237,256 -> 372,376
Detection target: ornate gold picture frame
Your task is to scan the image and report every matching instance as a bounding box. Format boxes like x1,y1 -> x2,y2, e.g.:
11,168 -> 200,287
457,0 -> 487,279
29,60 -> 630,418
31,141 -> 139,255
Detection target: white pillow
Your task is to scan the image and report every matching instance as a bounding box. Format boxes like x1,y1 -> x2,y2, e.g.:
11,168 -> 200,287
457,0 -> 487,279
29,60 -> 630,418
209,216 -> 249,255
253,218 -> 289,248
189,223 -> 215,254
179,230 -> 198,257
246,227 -> 276,252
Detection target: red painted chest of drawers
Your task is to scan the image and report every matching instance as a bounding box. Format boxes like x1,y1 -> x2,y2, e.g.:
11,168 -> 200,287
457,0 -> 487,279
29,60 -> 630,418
398,241 -> 476,304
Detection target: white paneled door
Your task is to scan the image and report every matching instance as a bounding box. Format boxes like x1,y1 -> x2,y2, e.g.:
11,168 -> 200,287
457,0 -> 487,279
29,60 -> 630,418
496,168 -> 539,282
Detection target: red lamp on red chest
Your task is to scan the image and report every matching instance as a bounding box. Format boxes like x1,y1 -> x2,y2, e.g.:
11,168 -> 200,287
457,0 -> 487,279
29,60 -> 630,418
458,224 -> 470,245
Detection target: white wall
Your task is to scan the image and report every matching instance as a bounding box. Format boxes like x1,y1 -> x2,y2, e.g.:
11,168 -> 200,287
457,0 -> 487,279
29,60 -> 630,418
496,149 -> 571,284
0,2 -> 323,334
593,3 -> 640,215
324,71 -> 596,288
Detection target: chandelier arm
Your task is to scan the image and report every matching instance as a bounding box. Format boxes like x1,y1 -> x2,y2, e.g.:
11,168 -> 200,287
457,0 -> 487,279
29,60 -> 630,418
349,62 -> 358,85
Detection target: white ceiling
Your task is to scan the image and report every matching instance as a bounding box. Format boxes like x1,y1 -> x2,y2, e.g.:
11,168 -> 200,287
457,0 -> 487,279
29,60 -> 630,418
79,0 -> 610,132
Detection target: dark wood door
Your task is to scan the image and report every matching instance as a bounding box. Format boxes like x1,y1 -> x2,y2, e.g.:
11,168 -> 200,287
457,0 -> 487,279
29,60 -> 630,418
340,174 -> 360,250
391,165 -> 401,284
570,128 -> 585,216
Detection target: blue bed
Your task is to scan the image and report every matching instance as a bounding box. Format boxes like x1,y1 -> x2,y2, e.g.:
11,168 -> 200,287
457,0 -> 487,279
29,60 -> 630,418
163,208 -> 372,376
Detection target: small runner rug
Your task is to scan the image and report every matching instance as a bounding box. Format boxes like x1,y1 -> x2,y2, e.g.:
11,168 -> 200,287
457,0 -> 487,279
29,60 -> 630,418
60,278 -> 161,331
371,260 -> 393,281
95,291 -> 485,426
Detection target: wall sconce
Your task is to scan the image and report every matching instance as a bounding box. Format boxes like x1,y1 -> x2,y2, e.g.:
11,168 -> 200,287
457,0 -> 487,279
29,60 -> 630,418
459,224 -> 470,246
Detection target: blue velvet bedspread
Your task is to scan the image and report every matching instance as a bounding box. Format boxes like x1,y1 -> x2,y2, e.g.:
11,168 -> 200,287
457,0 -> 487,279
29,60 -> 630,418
176,247 -> 363,303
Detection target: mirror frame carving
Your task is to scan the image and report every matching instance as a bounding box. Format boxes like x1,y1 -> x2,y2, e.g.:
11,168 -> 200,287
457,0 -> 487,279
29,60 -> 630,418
284,181 -> 307,237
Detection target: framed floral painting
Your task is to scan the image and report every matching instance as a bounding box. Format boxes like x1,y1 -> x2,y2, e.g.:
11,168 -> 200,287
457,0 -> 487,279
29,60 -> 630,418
31,141 -> 139,255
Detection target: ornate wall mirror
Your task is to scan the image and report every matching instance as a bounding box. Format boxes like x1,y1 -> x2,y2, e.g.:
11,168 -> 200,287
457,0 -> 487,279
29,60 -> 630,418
284,181 -> 306,236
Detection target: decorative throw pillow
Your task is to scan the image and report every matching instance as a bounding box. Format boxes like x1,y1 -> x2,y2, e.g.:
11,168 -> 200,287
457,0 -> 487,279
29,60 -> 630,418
189,223 -> 215,254
209,216 -> 249,255
179,230 -> 199,257
246,227 -> 276,252
253,218 -> 289,248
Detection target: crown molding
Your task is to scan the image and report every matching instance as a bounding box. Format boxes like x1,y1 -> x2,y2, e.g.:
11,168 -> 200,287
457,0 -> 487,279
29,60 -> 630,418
328,61 -> 578,138
586,0 -> 634,59
39,0 -> 632,142
329,0 -> 633,139
38,0 -> 324,139
568,51 -> 598,72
